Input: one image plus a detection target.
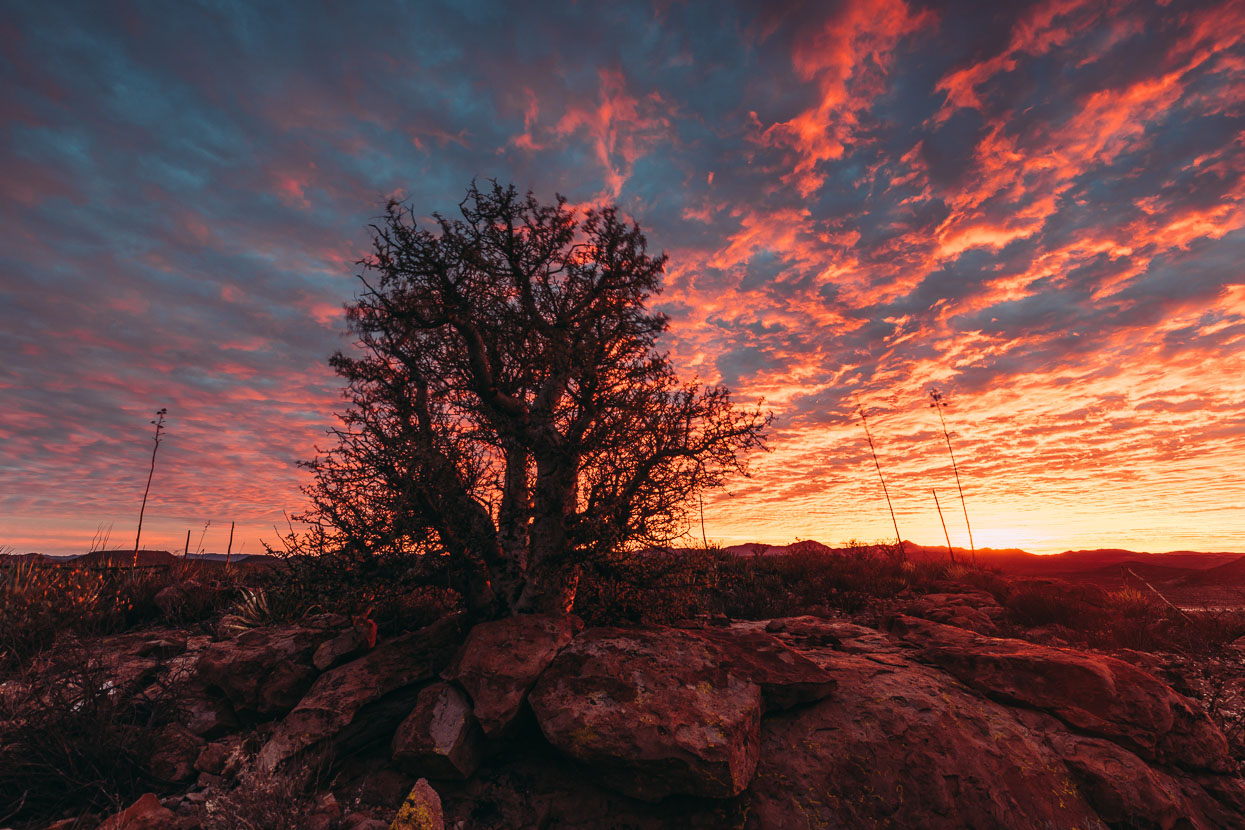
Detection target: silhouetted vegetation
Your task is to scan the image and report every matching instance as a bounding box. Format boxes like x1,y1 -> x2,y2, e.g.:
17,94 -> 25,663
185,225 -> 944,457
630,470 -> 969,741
0,559 -> 244,671
294,181 -> 768,617
0,641 -> 174,826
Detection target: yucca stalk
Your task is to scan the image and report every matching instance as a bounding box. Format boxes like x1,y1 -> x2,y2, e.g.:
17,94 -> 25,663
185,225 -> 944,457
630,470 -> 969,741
933,489 -> 955,563
929,390 -> 974,565
857,404 -> 904,561
131,408 -> 167,569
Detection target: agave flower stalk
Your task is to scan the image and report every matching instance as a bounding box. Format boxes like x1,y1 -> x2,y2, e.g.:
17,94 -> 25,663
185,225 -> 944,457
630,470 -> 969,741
930,390 -> 974,564
857,404 -> 905,561
933,489 -> 955,564
131,408 -> 167,569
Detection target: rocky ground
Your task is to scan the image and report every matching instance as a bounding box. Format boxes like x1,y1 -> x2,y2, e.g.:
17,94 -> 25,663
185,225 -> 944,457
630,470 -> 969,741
6,580 -> 1245,830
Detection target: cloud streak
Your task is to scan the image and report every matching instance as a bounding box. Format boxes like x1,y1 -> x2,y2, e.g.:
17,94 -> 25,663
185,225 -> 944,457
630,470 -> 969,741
2,0 -> 1243,555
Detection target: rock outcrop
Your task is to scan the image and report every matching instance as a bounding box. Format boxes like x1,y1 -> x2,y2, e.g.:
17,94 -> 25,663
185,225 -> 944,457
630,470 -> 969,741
97,793 -> 196,830
441,613 -> 582,738
89,606 -> 1240,830
890,614 -> 1234,772
196,615 -> 351,716
392,681 -> 484,780
900,590 -> 1003,633
257,615 -> 463,771
529,626 -> 765,800
441,615 -> 1245,828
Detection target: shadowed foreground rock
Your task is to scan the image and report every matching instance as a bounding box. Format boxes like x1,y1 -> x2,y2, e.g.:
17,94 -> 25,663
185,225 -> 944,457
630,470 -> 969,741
91,607 -> 1245,829
447,616 -> 1245,828
257,615 -> 463,771
392,681 -> 484,779
441,613 -> 583,738
529,626 -> 767,800
196,615 -> 356,716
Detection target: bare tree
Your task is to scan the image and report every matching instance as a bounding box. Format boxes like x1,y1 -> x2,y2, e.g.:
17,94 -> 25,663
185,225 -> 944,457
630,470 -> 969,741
300,182 -> 769,617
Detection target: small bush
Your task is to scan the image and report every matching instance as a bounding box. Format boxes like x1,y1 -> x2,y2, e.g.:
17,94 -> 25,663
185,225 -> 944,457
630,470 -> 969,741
1002,580 -> 1110,630
0,641 -> 174,828
999,578 -> 1245,655
199,760 -> 330,830
574,542 -> 961,625
0,561 -> 243,671
0,562 -> 106,669
265,547 -> 459,637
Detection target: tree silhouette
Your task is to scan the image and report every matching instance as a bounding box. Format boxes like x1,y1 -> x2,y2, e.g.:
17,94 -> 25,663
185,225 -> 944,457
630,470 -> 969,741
301,182 -> 768,617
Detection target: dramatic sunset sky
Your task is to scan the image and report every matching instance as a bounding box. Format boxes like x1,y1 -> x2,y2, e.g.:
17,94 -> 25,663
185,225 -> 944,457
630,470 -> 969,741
3,0 -> 1243,557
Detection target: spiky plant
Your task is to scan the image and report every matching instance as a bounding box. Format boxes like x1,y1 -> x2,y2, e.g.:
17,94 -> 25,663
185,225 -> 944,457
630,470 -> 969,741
220,588 -> 273,635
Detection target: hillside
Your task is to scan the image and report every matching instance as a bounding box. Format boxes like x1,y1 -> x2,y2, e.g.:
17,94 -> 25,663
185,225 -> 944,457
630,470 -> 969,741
722,540 -> 1242,577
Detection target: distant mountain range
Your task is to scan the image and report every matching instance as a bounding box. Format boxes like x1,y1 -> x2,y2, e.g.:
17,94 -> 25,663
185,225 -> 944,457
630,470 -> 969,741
5,543 -> 1242,579
0,549 -> 256,566
719,540 -> 1243,576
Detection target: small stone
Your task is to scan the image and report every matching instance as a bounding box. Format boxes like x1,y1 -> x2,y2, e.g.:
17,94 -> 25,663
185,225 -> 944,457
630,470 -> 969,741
389,778 -> 444,830
98,793 -> 192,830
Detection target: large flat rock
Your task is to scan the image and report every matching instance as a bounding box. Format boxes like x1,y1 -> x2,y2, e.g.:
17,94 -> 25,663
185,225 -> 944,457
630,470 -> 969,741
889,615 -> 1234,773
529,626 -> 762,800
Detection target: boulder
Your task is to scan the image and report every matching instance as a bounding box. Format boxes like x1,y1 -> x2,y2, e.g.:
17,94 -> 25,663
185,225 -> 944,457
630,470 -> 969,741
148,723 -> 206,783
529,626 -> 762,800
137,634 -> 188,660
901,592 -> 1002,634
194,734 -> 247,778
433,613 -> 1245,829
889,615 -> 1234,772
693,626 -> 836,711
196,622 -> 344,716
1048,732 -> 1198,829
392,682 -> 484,779
389,779 -> 444,830
258,615 -> 463,771
442,613 -> 581,738
98,793 -> 197,830
744,650 -> 1108,829
314,619 -> 379,671
180,685 -> 239,738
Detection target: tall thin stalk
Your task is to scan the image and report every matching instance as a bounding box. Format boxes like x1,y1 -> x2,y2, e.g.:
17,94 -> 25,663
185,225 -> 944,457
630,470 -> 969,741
857,404 -> 905,561
933,489 -> 955,564
132,408 -> 167,569
930,389 -> 974,565
698,493 -> 709,551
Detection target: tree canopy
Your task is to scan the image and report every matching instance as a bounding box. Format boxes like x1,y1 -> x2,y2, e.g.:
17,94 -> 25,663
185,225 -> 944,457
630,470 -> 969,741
301,182 -> 768,616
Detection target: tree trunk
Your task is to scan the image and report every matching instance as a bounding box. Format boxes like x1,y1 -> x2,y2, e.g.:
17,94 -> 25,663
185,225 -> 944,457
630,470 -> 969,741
517,451 -> 579,613
495,440 -> 531,610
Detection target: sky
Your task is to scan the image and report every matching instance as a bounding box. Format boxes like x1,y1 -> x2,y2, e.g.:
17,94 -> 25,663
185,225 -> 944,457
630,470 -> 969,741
2,0 -> 1244,557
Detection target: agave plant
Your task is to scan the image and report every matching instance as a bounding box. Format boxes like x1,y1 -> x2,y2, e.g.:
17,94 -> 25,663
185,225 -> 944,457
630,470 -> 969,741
220,588 -> 273,635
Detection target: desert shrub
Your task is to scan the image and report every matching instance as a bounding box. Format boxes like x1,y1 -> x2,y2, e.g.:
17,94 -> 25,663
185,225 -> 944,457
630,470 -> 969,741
0,641 -> 172,828
574,546 -> 722,625
266,546 -> 459,637
0,561 -> 242,671
1000,578 -> 1245,655
198,759 -> 331,830
0,562 -> 106,669
574,542 -> 962,625
1002,580 -> 1110,630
